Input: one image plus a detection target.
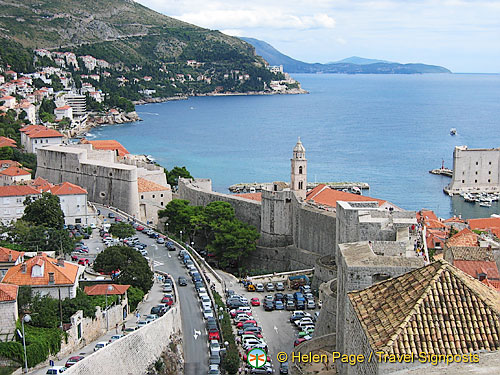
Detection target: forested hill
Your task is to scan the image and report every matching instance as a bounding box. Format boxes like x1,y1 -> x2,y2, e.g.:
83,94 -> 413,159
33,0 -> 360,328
241,37 -> 451,74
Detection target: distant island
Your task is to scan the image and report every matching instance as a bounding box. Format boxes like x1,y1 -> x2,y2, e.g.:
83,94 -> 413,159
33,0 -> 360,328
241,37 -> 451,74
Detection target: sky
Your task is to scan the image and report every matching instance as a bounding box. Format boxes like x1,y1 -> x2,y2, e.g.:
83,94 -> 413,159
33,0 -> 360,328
136,0 -> 500,73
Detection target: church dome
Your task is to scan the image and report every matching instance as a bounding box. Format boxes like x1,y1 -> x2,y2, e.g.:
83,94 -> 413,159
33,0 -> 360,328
293,137 -> 305,152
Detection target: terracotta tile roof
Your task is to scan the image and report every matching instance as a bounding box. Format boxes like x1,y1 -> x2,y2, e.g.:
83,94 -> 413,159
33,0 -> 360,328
0,283 -> 18,302
444,216 -> 466,224
454,260 -> 500,280
417,209 -> 438,222
3,253 -> 79,286
482,279 -> 500,292
20,125 -> 63,139
137,177 -> 169,193
469,217 -> 500,231
233,193 -> 262,202
424,218 -> 447,230
0,160 -> 21,168
0,247 -> 24,262
81,139 -> 129,156
448,246 -> 494,261
84,284 -> 130,296
447,228 -> 479,247
349,259 -> 500,355
0,185 -> 40,197
28,177 -> 51,189
0,136 -> 17,148
0,166 -> 31,177
50,181 -> 87,195
0,95 -> 15,100
305,184 -> 386,208
55,105 -> 71,110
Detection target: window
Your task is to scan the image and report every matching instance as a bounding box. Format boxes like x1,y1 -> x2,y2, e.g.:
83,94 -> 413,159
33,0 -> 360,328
488,179 -> 491,183
298,181 -> 303,189
475,180 -> 478,183
75,218 -> 82,224
16,198 -> 22,203
152,195 -> 155,199
3,198 -> 9,205
475,171 -> 478,175
298,166 -> 303,174
161,202 -> 164,206
462,180 -> 465,183
160,194 -> 163,198
476,161 -> 479,165
141,195 -> 144,199
489,161 -> 492,165
489,171 -> 492,175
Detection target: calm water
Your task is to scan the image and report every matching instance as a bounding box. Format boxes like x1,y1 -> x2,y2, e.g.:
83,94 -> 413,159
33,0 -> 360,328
91,74 -> 500,219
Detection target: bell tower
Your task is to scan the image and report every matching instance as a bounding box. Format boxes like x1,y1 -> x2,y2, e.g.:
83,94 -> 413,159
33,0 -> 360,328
291,137 -> 307,199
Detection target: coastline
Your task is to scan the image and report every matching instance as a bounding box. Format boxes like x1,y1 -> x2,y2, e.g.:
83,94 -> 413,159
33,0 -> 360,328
70,88 -> 308,139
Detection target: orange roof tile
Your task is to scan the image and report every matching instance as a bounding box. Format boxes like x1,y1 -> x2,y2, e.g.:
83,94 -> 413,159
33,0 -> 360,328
424,218 -> 446,229
0,166 -> 31,177
0,185 -> 40,197
443,216 -> 466,224
447,228 -> 479,247
55,105 -> 71,110
28,177 -> 51,189
137,177 -> 170,193
417,209 -> 438,222
81,139 -> 129,157
482,279 -> 500,292
0,283 -> 18,302
469,217 -> 500,231
0,160 -> 21,168
305,184 -> 386,208
0,247 -> 24,262
50,182 -> 87,195
3,254 -> 79,286
0,95 -> 15,100
0,137 -> 17,148
233,193 -> 262,202
454,260 -> 500,280
84,284 -> 130,296
20,125 -> 63,139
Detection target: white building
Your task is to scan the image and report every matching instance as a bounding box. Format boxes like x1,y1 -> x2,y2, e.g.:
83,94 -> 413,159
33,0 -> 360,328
3,253 -> 83,299
138,177 -> 172,224
0,166 -> 32,186
55,105 -> 73,121
17,101 -> 36,124
0,185 -> 40,225
48,182 -> 96,226
19,125 -> 64,154
0,96 -> 16,109
446,145 -> 500,194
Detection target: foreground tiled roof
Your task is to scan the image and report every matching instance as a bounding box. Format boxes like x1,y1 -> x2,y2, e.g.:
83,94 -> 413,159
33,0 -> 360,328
348,259 -> 500,355
137,177 -> 169,193
0,283 -> 18,302
233,192 -> 262,202
84,284 -> 130,296
449,246 -> 494,261
306,184 -> 387,209
417,209 -> 438,222
3,253 -> 79,286
0,185 -> 40,197
469,217 -> 500,231
446,228 -> 479,247
0,166 -> 31,176
454,260 -> 500,280
0,247 -> 24,262
81,139 -> 129,156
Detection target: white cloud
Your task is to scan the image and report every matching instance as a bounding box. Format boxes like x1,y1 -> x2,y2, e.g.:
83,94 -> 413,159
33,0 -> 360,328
336,37 -> 347,45
177,10 -> 335,30
221,29 -> 244,37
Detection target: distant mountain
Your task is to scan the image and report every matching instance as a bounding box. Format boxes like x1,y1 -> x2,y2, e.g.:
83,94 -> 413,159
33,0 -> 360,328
241,37 -> 451,74
333,56 -> 392,65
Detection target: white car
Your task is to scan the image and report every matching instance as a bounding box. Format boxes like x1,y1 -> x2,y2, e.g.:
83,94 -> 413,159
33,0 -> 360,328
230,306 -> 251,315
108,334 -> 123,343
296,319 -> 315,330
203,308 -> 214,319
94,341 -> 108,351
46,367 -> 66,374
307,299 -> 316,309
242,338 -> 267,351
140,249 -> 148,256
90,223 -> 97,229
234,314 -> 252,323
210,340 -> 221,355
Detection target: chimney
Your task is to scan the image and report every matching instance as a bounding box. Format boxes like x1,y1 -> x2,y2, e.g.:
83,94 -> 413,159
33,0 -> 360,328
8,252 -> 12,262
21,263 -> 27,273
57,258 -> 65,267
48,272 -> 55,284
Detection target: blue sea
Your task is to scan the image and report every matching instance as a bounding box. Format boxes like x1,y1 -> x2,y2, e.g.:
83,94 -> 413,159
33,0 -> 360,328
91,74 -> 500,219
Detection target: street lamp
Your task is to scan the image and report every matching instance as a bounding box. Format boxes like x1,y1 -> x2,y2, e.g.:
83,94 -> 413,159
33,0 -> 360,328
21,314 -> 31,373
166,223 -> 169,234
191,241 -> 194,249
152,244 -> 158,273
179,230 -> 183,242
105,285 -> 113,331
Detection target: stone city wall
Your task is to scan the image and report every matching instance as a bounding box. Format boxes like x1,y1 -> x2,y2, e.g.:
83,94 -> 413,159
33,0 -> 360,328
245,246 -> 321,273
314,279 -> 336,337
312,255 -> 337,290
178,178 -> 261,230
294,205 -> 336,258
290,332 -> 337,375
63,305 -> 182,375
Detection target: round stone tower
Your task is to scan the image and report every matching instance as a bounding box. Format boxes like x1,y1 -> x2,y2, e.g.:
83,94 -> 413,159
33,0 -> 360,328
291,137 -> 307,199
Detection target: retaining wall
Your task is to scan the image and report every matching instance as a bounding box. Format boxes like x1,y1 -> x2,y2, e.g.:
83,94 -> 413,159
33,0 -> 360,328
290,332 -> 337,375
63,305 -> 182,375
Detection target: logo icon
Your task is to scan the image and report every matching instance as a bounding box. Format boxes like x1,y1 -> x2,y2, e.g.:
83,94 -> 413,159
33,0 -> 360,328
247,347 -> 267,368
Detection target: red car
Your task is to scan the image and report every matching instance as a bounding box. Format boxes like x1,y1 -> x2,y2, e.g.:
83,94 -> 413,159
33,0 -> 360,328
78,258 -> 89,266
242,351 -> 270,362
294,338 -> 308,347
242,330 -> 263,339
136,226 -> 145,231
161,296 -> 173,306
208,328 -> 220,341
236,319 -> 256,329
65,355 -> 84,367
115,217 -> 122,222
230,309 -> 252,318
251,298 -> 260,306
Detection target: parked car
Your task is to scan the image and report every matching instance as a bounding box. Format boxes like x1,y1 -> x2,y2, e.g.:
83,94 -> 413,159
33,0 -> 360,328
255,283 -> 265,292
156,237 -> 165,244
107,213 -> 115,218
178,277 -> 187,286
136,225 -> 145,231
161,296 -> 173,305
238,326 -> 262,336
203,308 -> 214,319
274,292 -> 285,302
123,326 -> 137,335
251,297 -> 261,306
145,314 -> 158,323
208,327 -> 220,341
163,284 -> 173,293
108,334 -> 123,343
263,301 -> 274,311
94,341 -> 108,351
65,356 -> 84,368
276,282 -> 285,291
290,311 -> 312,323
139,249 -> 148,256
237,319 -> 257,329
166,241 -> 176,251
46,366 -> 67,374
275,300 -> 285,310
265,282 -> 275,292
286,300 -> 296,310
210,340 -> 221,355
137,320 -> 148,328
209,352 -> 221,366
307,299 -> 316,309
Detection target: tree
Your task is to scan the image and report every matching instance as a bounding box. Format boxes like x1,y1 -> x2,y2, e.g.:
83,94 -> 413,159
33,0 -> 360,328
93,246 -> 153,293
207,219 -> 259,269
8,221 -> 74,255
166,166 -> 192,187
0,146 -> 13,160
22,192 -> 65,229
109,222 -> 135,239
127,286 -> 144,311
17,286 -> 32,315
158,199 -> 194,235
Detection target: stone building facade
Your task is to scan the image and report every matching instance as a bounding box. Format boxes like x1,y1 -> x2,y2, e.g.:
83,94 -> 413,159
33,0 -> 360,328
445,145 -> 500,194
0,283 -> 18,342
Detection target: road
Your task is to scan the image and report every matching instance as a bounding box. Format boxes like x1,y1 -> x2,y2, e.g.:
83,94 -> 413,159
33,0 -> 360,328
97,207 -> 208,375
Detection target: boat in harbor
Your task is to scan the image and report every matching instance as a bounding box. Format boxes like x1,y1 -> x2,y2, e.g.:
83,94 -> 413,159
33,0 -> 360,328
450,128 -> 457,135
480,201 -> 492,207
